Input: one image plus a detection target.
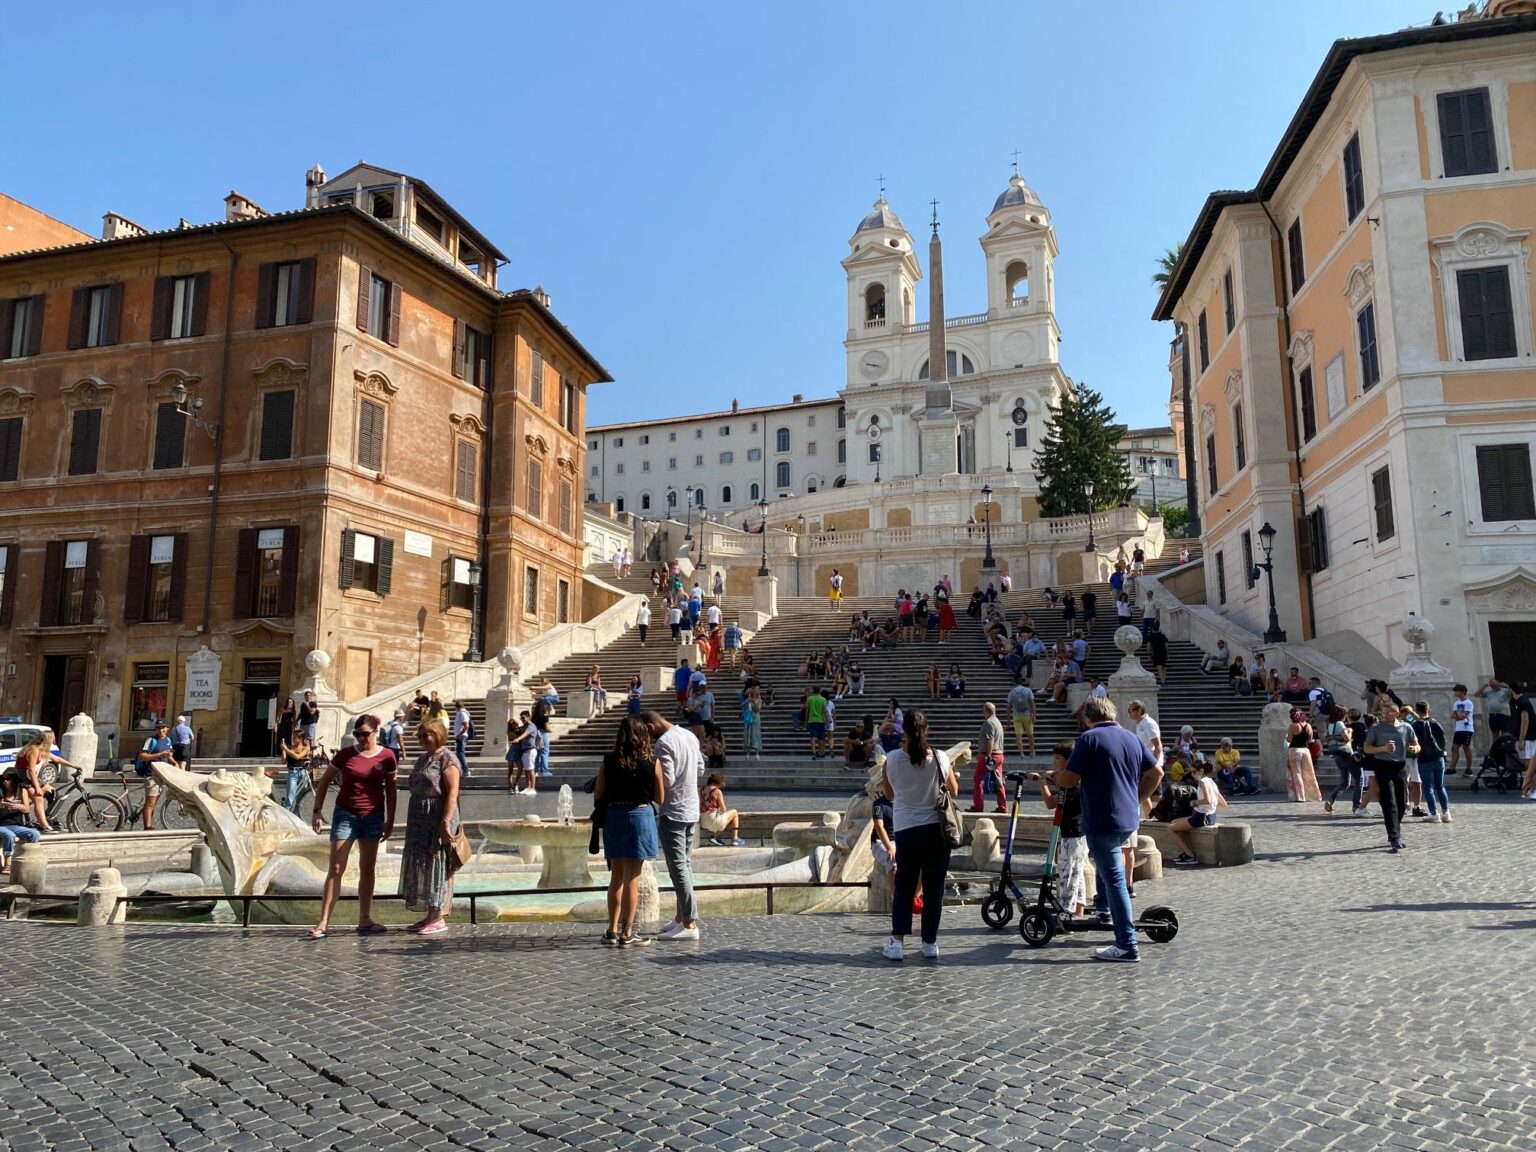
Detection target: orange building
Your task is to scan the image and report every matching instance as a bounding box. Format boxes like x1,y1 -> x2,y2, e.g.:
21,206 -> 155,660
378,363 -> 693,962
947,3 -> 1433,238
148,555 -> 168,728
1154,5 -> 1536,678
0,164 -> 608,753
0,193 -> 90,257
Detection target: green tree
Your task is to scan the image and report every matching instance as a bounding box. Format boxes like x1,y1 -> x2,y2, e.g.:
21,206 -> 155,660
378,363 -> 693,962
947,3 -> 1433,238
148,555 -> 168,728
1033,386 -> 1138,517
1151,241 -> 1185,292
1159,504 -> 1190,536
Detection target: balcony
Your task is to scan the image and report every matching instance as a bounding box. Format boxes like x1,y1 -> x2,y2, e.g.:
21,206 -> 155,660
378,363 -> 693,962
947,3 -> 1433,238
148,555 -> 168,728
902,311 -> 990,335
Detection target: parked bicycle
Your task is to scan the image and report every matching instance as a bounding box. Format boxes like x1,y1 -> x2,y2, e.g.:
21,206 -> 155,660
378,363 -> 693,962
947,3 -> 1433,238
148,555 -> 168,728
62,771 -> 194,833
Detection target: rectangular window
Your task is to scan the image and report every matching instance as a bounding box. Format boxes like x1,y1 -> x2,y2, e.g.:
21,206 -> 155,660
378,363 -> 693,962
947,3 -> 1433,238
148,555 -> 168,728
1457,266 -> 1518,361
456,324 -> 490,388
1438,87 -> 1497,177
776,461 -> 791,488
152,402 -> 186,470
79,284 -> 117,348
668,457 -> 677,470
67,408 -> 101,476
523,565 -> 539,616
368,274 -> 390,338
720,425 -> 730,437
141,534 -> 178,622
1303,507 -> 1330,573
1222,270 -> 1235,333
1215,551 -> 1227,605
259,390 -> 295,461
2,295 -> 43,359
254,527 -> 288,616
260,260 -> 311,328
641,460 -> 651,472
615,462 -> 624,475
0,416 -> 19,482
530,351 -> 544,407
1287,219 -> 1306,295
130,662 -> 170,730
357,399 -> 385,471
1371,466 -> 1395,542
356,266 -> 400,346
340,530 -> 393,595
1013,427 -> 1028,449
695,454 -> 704,467
838,439 -> 847,463
168,275 -> 199,339
695,429 -> 703,439
559,481 -> 573,535
590,465 -> 599,477
639,435 -> 650,445
1233,403 -> 1246,472
1197,310 -> 1209,372
57,539 -> 92,625
1298,365 -> 1317,442
557,578 -> 571,624
807,442 -> 817,456
0,544 -> 12,628
1205,434 -> 1218,496
719,451 -> 733,465
588,439 -> 599,451
668,431 -> 677,442
526,458 -> 543,518
1476,444 -> 1536,522
446,556 -> 475,611
1241,530 -> 1255,589
747,448 -> 762,462
1343,132 -> 1365,222
1356,302 -> 1381,390
455,440 -> 478,502
561,382 -> 577,432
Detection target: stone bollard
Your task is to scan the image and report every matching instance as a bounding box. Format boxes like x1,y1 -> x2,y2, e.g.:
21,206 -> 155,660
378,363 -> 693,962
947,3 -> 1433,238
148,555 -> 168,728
190,843 -> 217,887
635,861 -> 661,930
77,867 -> 128,926
970,818 -> 1001,870
867,858 -> 894,914
59,713 -> 99,777
12,842 -> 48,894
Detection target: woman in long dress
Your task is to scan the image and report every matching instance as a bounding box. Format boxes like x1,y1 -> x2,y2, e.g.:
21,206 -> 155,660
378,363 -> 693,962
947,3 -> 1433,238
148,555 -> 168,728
1284,709 -> 1323,803
400,717 -> 462,936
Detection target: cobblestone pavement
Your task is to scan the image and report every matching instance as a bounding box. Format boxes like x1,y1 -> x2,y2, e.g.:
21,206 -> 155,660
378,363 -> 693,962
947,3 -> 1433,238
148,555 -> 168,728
4,795 -> 1535,1152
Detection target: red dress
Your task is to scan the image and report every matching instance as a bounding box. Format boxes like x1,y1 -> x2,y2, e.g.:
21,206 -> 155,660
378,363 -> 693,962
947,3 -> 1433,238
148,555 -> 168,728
937,602 -> 956,632
705,632 -> 722,671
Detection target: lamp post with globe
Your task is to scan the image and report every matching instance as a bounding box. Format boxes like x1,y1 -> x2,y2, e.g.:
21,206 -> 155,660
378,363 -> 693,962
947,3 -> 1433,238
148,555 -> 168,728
981,483 -> 996,569
1083,480 -> 1097,553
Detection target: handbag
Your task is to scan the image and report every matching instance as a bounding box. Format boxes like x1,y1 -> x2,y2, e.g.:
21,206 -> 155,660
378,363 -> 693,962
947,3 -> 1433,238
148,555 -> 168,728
446,827 -> 473,875
931,752 -> 965,849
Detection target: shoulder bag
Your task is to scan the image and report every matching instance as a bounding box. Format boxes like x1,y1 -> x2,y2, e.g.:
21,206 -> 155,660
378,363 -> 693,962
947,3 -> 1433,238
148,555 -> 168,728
931,752 -> 966,849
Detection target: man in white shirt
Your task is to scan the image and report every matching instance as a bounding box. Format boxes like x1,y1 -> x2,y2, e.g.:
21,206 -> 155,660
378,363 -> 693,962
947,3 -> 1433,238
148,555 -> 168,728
635,599 -> 650,646
1201,639 -> 1230,676
453,702 -> 473,778
1450,682 -> 1476,777
705,602 -> 722,629
1128,700 -> 1163,768
620,548 -> 633,578
611,548 -> 624,579
642,712 -> 704,941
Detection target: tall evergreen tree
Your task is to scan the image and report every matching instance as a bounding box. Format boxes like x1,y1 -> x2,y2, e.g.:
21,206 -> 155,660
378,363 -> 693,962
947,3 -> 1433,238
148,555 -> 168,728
1033,385 -> 1137,517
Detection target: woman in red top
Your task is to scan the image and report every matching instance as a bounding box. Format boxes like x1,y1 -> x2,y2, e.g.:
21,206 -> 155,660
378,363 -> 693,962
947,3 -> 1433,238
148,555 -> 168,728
308,713 -> 398,938
936,598 -> 957,646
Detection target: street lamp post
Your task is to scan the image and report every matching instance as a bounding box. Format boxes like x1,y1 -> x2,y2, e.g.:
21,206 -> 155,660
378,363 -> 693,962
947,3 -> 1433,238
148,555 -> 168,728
980,483 -> 996,569
684,484 -> 695,540
1005,433 -> 1013,474
757,498 -> 770,576
1258,521 -> 1287,643
463,559 -> 484,662
1083,479 -> 1097,553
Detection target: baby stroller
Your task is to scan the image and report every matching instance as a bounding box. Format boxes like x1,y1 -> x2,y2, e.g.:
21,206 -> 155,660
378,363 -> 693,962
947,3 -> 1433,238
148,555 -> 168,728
1472,733 -> 1523,793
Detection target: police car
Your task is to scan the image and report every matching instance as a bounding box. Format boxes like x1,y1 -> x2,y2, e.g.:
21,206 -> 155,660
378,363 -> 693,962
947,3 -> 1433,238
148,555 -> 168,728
0,722 -> 60,776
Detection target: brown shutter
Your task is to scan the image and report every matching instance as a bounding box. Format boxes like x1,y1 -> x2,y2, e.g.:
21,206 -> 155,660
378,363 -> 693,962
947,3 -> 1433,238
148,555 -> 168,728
452,319 -> 466,378
386,282 -> 402,347
150,276 -> 173,341
81,539 -> 101,622
440,556 -> 453,612
277,526 -> 300,616
25,295 -> 43,356
67,288 -> 88,349
233,527 -> 258,618
123,535 -> 150,623
39,541 -> 63,626
0,544 -> 15,628
376,536 -> 394,596
167,532 -> 189,620
296,258 -> 316,324
255,262 -> 276,329
0,300 -> 12,358
338,528 -> 356,590
104,283 -> 122,346
356,265 -> 372,331
1296,515 -> 1314,575
191,271 -> 211,337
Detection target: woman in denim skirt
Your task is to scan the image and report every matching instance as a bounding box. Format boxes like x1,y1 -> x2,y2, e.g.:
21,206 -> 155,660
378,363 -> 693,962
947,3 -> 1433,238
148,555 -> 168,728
595,716 -> 664,947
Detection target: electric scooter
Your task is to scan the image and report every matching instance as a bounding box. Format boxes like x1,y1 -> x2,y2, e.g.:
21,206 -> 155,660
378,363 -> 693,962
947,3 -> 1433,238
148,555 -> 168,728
979,772 -> 1032,928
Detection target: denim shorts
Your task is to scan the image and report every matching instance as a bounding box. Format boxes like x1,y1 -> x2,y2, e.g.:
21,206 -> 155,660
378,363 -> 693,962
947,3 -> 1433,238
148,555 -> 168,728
331,806 -> 385,842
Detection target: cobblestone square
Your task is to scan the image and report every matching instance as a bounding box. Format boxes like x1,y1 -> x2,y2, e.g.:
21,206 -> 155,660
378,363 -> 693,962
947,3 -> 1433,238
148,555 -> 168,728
4,794 -> 1535,1151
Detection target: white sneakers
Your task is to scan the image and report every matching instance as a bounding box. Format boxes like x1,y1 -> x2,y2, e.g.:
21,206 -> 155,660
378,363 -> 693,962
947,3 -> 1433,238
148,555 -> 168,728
882,938 -> 904,961
919,942 -> 939,960
1093,944 -> 1140,963
658,921 -> 700,941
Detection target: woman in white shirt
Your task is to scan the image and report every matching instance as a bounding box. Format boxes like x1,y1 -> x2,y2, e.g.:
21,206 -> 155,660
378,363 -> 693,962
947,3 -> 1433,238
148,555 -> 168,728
1167,760 -> 1226,864
878,712 -> 959,962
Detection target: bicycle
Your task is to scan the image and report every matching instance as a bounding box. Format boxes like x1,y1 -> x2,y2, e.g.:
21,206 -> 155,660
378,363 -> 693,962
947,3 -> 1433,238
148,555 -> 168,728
64,770 -> 195,833
268,740 -> 328,820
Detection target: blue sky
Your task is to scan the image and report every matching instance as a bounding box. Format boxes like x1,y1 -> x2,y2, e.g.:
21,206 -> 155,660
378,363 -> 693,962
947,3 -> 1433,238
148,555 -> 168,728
5,0 -> 1436,430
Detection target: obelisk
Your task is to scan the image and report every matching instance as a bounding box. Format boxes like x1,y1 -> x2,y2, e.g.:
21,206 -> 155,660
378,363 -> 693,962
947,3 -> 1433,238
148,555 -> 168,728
918,203 -> 959,475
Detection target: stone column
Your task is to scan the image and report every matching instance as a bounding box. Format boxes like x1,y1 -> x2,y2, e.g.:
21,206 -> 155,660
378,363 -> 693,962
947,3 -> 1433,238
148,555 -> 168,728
59,714 -> 99,778
482,646 -> 531,760
1387,614 -> 1456,732
12,841 -> 48,894
1108,625 -> 1159,727
753,573 -> 778,620
1258,701 -> 1294,791
297,650 -> 347,750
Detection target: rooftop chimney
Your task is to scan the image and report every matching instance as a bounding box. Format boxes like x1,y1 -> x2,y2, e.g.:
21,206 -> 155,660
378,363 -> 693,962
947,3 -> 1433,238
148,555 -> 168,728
224,191 -> 267,222
305,163 -> 327,209
532,285 -> 552,308
731,399 -> 740,413
792,393 -> 804,403
101,212 -> 148,241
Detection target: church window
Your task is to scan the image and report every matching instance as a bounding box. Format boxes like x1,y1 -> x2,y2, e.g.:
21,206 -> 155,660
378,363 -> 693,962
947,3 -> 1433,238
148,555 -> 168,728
776,461 -> 790,488
1005,261 -> 1029,303
775,428 -> 790,452
720,485 -> 732,505
837,407 -> 846,429
750,482 -> 761,501
641,493 -> 651,511
837,439 -> 846,464
918,351 -> 975,379
865,283 -> 887,326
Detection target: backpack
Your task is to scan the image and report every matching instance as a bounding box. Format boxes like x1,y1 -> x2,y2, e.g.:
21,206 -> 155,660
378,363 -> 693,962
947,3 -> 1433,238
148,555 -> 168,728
1152,780 -> 1198,822
1314,688 -> 1336,715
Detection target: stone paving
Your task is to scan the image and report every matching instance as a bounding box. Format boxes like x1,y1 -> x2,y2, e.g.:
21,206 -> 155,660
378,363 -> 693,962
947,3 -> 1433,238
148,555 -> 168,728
3,794 -> 1535,1151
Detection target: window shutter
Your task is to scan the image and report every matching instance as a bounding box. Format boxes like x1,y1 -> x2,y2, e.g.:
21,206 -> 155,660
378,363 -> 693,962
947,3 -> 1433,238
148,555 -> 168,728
296,258 -> 316,324
69,409 -> 101,476
1296,515 -> 1314,575
233,527 -> 257,618
191,271 -> 211,337
260,390 -> 295,460
560,481 -> 572,535
356,265 -> 372,331
441,556 -> 453,612
386,282 -> 402,347
358,400 -> 384,471
1506,450 -> 1536,521
255,262 -> 276,329
67,288 -> 88,349
81,539 -> 101,622
26,295 -> 43,355
1484,267 -> 1517,359
39,541 -> 62,626
153,403 -> 186,470
338,528 -> 356,590
0,417 -> 21,481
1312,508 -> 1330,571
1372,469 -> 1395,541
150,276 -> 173,341
455,441 -> 477,501
278,526 -> 300,616
104,283 -> 122,346
452,319 -> 466,379
1466,88 -> 1496,174
0,545 -> 15,627
123,535 -> 150,623
0,300 -> 12,358
376,537 -> 394,596
167,531 -> 189,620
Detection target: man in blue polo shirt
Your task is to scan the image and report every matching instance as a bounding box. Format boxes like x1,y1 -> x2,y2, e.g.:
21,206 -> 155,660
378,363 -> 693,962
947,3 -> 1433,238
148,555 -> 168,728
1055,696 -> 1163,962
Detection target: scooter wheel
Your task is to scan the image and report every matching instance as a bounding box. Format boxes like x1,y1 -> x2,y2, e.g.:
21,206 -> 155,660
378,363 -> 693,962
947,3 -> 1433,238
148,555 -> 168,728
1142,906 -> 1179,944
1019,909 -> 1056,948
981,894 -> 1014,929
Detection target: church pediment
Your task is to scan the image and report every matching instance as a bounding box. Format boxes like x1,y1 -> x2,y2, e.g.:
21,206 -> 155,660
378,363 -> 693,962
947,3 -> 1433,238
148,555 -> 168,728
981,217 -> 1047,242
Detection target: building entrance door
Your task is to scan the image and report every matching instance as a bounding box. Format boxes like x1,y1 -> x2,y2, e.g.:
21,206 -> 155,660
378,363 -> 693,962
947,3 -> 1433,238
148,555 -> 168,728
40,654 -> 88,734
239,684 -> 278,757
1488,621 -> 1536,685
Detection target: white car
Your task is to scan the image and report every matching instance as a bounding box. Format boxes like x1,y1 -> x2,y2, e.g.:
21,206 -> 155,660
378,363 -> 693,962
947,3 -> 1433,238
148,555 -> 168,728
0,724 -> 60,777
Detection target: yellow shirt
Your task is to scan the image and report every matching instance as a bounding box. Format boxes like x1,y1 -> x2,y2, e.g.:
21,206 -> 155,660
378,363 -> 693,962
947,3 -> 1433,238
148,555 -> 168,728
1214,747 -> 1241,771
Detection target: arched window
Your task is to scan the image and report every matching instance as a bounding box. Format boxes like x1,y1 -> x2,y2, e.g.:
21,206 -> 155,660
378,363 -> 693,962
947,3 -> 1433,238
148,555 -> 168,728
720,484 -> 733,505
864,283 -> 887,325
694,487 -> 705,506
615,496 -> 626,513
836,406 -> 846,429
775,427 -> 790,452
775,461 -> 791,488
640,492 -> 652,511
749,481 -> 761,501
918,351 -> 975,379
1005,260 -> 1030,303
837,439 -> 846,464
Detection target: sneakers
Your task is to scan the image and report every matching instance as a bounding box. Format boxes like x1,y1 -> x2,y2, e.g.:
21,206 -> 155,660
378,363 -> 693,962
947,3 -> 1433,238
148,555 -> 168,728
1410,807 -> 1428,818
1323,801 -> 1334,814
1423,811 -> 1439,822
919,942 -> 939,960
1093,944 -> 1140,963
730,838 -> 747,847
618,933 -> 653,948
1175,852 -> 1197,864
657,922 -> 700,941
602,930 -> 620,947
882,938 -> 905,962
1440,811 -> 1452,823
708,837 -> 724,846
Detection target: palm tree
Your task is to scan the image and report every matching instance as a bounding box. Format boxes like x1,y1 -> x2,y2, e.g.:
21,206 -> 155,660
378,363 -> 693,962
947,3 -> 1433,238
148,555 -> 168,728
1151,242 -> 1185,292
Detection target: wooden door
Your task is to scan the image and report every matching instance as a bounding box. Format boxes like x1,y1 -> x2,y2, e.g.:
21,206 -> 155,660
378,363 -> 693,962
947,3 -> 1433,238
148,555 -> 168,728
344,648 -> 372,703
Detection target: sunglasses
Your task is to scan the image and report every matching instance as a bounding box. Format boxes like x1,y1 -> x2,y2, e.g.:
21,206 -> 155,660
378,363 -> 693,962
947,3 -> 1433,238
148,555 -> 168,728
354,727 -> 375,737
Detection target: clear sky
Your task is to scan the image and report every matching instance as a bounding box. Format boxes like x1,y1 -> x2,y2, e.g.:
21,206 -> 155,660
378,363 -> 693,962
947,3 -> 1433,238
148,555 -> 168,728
4,0 -> 1438,430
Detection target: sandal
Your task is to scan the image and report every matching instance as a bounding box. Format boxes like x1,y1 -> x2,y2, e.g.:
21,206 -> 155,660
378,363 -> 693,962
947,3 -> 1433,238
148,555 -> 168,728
406,918 -> 432,934
356,922 -> 387,935
417,921 -> 448,936
307,927 -> 329,939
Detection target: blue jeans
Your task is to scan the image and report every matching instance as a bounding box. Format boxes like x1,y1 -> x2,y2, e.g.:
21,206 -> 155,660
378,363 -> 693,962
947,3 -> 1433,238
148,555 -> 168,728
537,731 -> 551,776
1420,758 -> 1450,815
0,825 -> 40,857
284,766 -> 310,812
658,816 -> 698,924
455,735 -> 469,777
1086,830 -> 1138,954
